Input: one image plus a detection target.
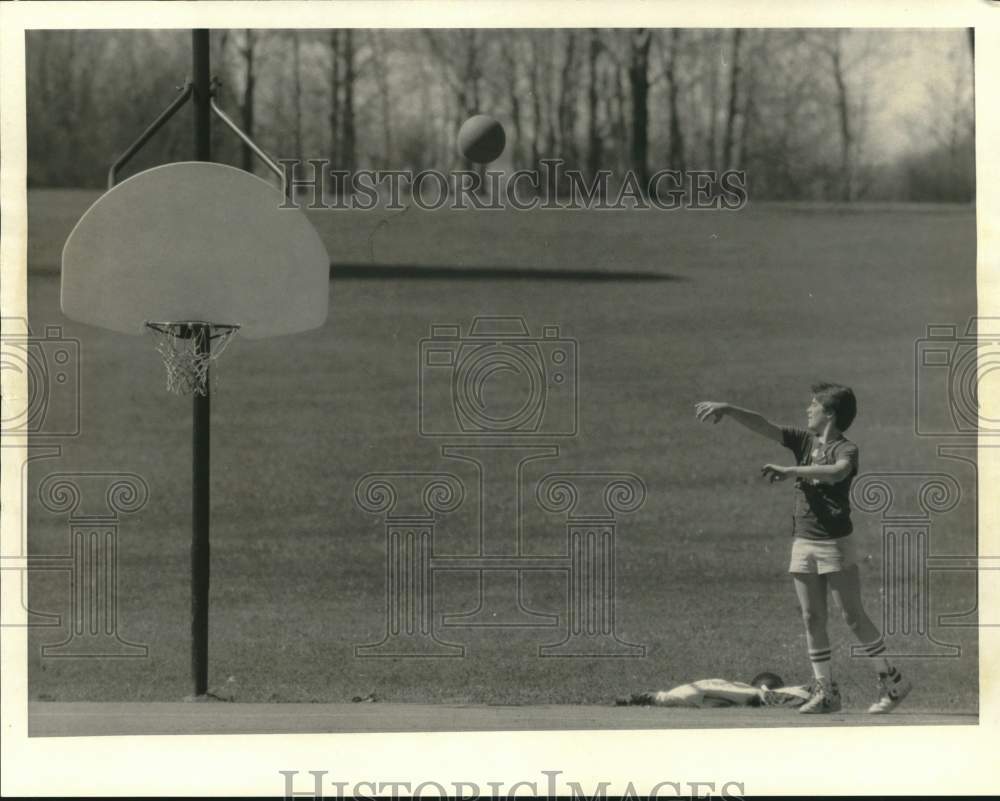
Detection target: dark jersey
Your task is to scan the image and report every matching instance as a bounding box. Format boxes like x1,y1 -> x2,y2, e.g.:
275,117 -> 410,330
780,427 -> 860,540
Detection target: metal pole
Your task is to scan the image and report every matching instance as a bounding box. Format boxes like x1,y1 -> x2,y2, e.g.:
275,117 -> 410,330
108,82 -> 193,189
191,29 -> 212,699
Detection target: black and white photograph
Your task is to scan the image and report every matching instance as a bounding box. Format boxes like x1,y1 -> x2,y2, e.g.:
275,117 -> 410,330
2,1 -> 997,797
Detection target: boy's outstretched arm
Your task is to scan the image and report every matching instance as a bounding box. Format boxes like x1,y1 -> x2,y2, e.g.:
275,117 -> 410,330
761,461 -> 853,485
694,401 -> 783,443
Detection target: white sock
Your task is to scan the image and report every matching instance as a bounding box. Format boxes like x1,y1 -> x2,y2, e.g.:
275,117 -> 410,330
809,647 -> 833,683
856,638 -> 891,675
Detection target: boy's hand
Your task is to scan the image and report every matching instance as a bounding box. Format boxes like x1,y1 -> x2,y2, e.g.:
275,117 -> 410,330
695,401 -> 728,424
761,464 -> 792,483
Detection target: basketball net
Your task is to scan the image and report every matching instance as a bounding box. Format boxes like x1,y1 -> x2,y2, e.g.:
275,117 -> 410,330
145,322 -> 240,396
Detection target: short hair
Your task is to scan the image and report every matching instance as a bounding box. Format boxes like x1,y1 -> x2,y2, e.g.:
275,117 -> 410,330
750,671 -> 784,690
811,382 -> 857,431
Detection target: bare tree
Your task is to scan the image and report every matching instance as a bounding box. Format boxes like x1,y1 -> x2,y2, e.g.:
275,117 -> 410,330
585,29 -> 602,176
663,29 -> 686,173
917,39 -> 975,166
628,28 -> 653,189
705,31 -> 722,171
369,30 -> 394,163
967,28 -> 975,124
28,31 -> 53,173
22,27 -> 976,202
806,30 -> 885,201
291,31 -> 303,161
721,29 -> 743,170
499,32 -> 526,169
328,30 -> 341,166
541,34 -> 558,159
342,28 -> 356,173
736,30 -> 765,170
528,32 -> 544,169
827,31 -> 854,200
462,30 -> 482,114
424,29 -> 482,118
423,29 -> 484,170
556,30 -> 580,166
239,30 -> 257,173
615,56 -> 630,172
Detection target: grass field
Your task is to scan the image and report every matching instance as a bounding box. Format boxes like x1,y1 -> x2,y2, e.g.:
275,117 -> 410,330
24,190 -> 978,713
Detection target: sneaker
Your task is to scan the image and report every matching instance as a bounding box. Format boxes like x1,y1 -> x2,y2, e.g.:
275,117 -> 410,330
868,671 -> 912,714
615,692 -> 655,706
798,679 -> 842,714
760,683 -> 814,708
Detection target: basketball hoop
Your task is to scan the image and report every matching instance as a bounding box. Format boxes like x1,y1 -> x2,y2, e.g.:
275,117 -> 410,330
145,321 -> 240,396
58,30 -> 331,699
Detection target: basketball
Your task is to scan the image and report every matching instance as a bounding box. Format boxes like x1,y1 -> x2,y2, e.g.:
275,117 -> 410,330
457,114 -> 506,164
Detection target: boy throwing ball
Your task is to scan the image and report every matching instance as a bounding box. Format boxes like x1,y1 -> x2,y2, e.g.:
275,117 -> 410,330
695,384 -> 912,714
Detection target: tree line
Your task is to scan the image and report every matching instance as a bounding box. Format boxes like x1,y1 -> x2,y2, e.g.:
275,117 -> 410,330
26,28 -> 974,202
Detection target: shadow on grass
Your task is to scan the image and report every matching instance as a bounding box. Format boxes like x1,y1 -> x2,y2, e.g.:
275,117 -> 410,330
331,263 -> 684,282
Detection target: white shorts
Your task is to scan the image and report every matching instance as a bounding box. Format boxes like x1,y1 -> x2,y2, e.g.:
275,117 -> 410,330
788,536 -> 857,575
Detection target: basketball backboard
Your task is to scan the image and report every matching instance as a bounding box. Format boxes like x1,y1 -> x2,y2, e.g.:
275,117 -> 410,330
61,162 -> 330,339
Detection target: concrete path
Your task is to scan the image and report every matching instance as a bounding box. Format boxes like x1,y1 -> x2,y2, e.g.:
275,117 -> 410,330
28,702 -> 977,737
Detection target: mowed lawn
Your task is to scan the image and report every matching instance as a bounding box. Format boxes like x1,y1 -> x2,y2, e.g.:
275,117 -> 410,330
24,190 -> 978,711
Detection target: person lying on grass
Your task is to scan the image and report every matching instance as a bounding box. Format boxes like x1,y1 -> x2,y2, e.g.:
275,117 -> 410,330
693,384 -> 911,715
616,673 -> 810,709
